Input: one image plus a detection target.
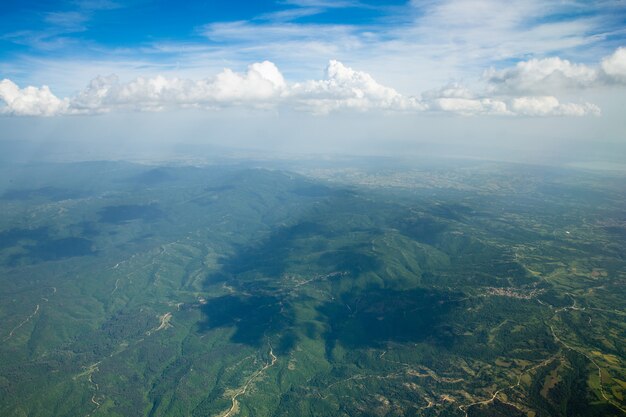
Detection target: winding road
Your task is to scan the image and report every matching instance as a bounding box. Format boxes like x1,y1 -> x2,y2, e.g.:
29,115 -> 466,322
218,344 -> 278,417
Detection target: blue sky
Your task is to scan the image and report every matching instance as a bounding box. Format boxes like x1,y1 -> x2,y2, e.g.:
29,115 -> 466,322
0,1 -> 409,68
0,1 -> 625,162
2,0 -> 624,89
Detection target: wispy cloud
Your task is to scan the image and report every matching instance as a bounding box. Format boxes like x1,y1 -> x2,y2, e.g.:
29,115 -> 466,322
44,11 -> 89,30
201,20 -> 359,44
256,7 -> 325,23
280,0 -> 364,8
1,0 -> 123,51
73,0 -> 122,11
3,0 -> 625,95
187,0 -> 625,94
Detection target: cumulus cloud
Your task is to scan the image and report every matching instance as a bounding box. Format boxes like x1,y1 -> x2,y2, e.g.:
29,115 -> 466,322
485,57 -> 598,93
421,87 -> 598,117
510,96 -> 600,117
0,57 -> 610,117
289,60 -> 425,113
420,83 -> 598,116
486,47 -> 626,93
70,61 -> 286,113
601,47 -> 626,83
0,79 -> 69,116
3,60 -> 423,116
421,84 -> 506,115
431,97 -> 509,115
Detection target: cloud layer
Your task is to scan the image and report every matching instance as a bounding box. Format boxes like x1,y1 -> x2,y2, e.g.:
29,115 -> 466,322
486,47 -> 626,93
70,61 -> 287,113
3,48 -> 625,117
0,79 -> 69,116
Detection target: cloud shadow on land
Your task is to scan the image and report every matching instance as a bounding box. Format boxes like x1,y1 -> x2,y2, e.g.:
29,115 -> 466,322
198,293 -> 296,352
317,287 -> 464,360
197,220 -> 380,353
196,184 -> 463,356
98,203 -> 164,224
197,220 -> 334,353
207,220 -> 337,282
197,221 -> 459,357
0,226 -> 96,266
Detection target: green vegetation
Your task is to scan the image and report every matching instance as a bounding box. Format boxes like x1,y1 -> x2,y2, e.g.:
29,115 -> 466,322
0,159 -> 624,416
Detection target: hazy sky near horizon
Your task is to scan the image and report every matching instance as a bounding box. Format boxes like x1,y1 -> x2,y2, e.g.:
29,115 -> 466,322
1,0 -> 625,161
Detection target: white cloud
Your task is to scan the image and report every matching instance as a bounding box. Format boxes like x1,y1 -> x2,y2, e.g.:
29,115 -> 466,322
71,74 -> 119,112
430,98 -> 509,115
186,0 -> 610,95
289,60 -> 425,113
422,84 -> 508,115
420,82 -> 599,116
4,0 -> 625,99
281,0 -> 359,7
421,89 -> 598,117
211,61 -> 286,101
75,0 -> 121,11
201,20 -> 356,45
16,60 -> 421,115
422,84 -> 475,100
44,11 -> 89,30
0,59 -> 607,117
70,61 -> 286,113
601,47 -> 626,83
486,47 -> 626,93
0,79 -> 69,116
403,0 -> 602,76
510,96 -> 600,117
486,57 -> 598,93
